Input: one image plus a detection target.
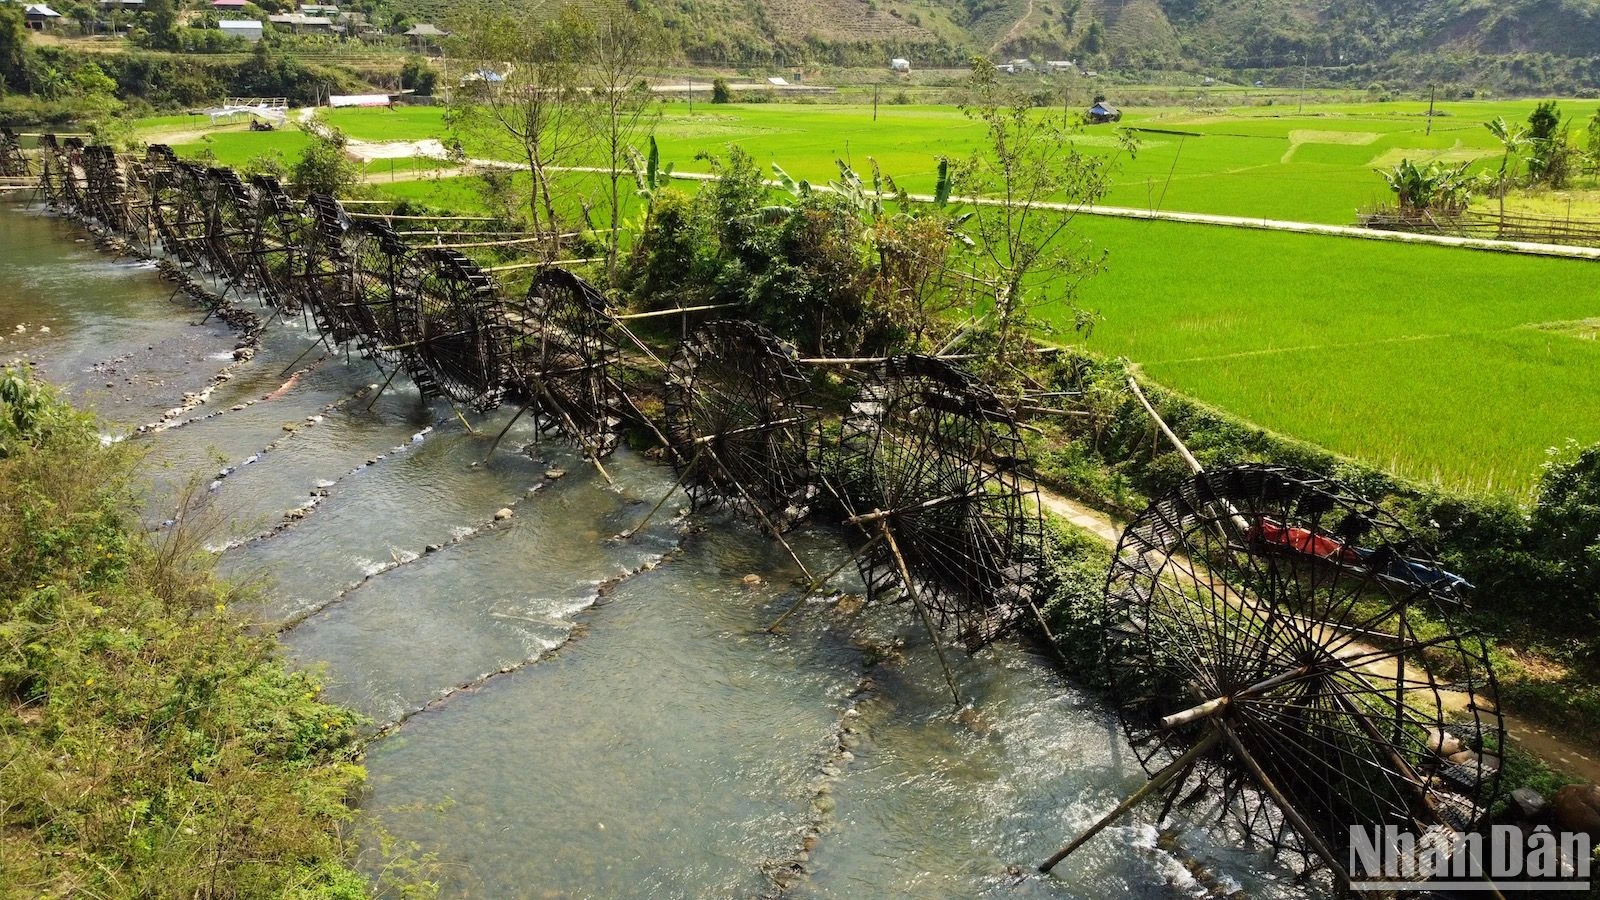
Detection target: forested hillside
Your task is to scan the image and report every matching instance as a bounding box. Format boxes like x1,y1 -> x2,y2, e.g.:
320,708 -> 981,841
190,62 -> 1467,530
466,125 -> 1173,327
425,0 -> 1600,82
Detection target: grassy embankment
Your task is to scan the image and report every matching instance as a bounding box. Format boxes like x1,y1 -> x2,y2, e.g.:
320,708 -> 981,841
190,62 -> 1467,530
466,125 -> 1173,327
0,368 -> 420,896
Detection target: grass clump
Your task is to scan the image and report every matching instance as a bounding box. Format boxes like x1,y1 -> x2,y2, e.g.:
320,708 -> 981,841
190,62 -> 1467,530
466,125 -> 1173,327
0,366 -> 379,898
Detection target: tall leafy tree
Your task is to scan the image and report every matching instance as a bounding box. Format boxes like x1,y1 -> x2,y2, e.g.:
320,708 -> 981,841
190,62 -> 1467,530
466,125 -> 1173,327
954,59 -> 1124,370
575,0 -> 666,282
143,0 -> 180,50
0,2 -> 33,95
1484,116 -> 1528,224
446,4 -> 591,248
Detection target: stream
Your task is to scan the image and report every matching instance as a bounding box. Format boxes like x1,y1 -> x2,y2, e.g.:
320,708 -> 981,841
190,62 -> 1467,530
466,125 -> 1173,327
1,200 -> 1322,898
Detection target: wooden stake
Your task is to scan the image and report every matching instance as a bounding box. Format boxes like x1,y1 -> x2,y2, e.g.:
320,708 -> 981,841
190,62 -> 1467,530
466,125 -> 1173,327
765,533 -> 882,633
1039,728 -> 1222,873
624,449 -> 701,538
880,521 -> 961,708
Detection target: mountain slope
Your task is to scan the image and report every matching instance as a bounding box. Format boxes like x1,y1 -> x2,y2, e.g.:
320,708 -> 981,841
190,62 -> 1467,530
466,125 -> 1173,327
412,0 -> 1600,77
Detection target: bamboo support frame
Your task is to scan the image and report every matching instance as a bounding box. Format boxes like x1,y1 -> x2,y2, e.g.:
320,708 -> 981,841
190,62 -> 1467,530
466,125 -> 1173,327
1039,728 -> 1223,874
880,521 -> 961,708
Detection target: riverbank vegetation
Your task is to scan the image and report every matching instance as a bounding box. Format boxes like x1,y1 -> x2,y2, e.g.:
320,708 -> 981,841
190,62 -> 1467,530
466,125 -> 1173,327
0,366 -> 393,896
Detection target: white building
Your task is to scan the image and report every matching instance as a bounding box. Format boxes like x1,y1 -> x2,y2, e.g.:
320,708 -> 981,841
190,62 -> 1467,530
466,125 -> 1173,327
889,58 -> 910,73
218,18 -> 263,41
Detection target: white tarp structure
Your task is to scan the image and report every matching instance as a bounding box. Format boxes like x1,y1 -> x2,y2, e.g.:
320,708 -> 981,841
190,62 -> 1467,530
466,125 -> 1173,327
328,94 -> 393,108
201,97 -> 288,125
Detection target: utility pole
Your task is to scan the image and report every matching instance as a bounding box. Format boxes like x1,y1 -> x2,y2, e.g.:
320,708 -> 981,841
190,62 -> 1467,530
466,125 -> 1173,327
1298,55 -> 1308,114
1426,83 -> 1436,136
873,83 -> 879,121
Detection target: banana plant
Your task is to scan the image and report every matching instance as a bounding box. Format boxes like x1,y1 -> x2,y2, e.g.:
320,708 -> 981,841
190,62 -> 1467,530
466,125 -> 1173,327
626,136 -> 675,213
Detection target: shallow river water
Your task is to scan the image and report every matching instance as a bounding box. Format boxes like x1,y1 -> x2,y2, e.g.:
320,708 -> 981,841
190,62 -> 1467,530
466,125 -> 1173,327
2,201 -> 1323,899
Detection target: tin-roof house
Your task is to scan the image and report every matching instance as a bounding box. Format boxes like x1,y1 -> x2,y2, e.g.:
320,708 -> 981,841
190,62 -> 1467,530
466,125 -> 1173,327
1086,101 -> 1121,124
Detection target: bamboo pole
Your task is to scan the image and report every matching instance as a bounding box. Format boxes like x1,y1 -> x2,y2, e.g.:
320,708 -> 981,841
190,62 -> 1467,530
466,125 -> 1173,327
843,490 -> 981,526
347,212 -> 501,221
424,236 -> 545,250
704,444 -> 813,583
485,257 -> 603,273
1127,375 -> 1202,475
623,449 -> 701,539
764,533 -> 883,633
613,303 -> 739,321
366,364 -> 401,410
1039,728 -> 1222,874
880,521 -> 961,708
1213,720 -> 1353,893
480,400 -> 531,462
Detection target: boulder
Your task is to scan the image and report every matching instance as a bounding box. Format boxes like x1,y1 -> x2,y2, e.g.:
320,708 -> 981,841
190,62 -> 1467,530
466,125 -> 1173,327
1509,787 -> 1550,822
1424,726 -> 1463,757
1551,784 -> 1600,838
494,508 -> 513,521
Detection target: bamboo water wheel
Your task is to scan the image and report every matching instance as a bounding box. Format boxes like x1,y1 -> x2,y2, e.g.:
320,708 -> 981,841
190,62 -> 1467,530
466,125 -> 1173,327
300,194 -> 365,346
1045,463 -> 1502,890
396,247 -> 509,411
831,355 -> 1045,655
245,175 -> 306,311
337,218 -> 413,364
505,268 -> 621,459
55,138 -> 88,214
34,134 -> 67,208
0,128 -> 28,178
80,146 -> 126,233
204,167 -> 260,289
151,159 -> 211,268
664,320 -> 816,531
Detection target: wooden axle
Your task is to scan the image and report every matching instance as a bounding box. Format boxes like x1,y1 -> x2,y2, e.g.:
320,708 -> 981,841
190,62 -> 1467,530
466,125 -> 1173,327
1157,664 -> 1313,730
843,490 -> 982,526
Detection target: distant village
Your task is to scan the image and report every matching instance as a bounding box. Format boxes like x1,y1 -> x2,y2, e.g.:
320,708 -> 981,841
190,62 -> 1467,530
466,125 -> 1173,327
4,0 -> 449,49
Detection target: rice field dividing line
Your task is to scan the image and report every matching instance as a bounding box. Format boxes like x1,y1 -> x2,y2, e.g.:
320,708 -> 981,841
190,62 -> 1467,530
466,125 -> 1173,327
1139,330 -> 1464,367
508,163 -> 1600,260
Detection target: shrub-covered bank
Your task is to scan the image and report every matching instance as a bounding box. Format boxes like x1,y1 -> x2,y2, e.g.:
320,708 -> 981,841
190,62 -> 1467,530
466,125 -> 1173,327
0,367 -> 373,897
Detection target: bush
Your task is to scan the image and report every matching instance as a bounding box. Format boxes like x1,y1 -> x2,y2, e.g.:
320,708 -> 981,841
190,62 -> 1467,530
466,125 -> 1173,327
0,366 -> 385,896
711,76 -> 732,103
400,55 -> 436,96
1038,518 -> 1114,684
289,125 -> 360,198
1526,442 -> 1600,615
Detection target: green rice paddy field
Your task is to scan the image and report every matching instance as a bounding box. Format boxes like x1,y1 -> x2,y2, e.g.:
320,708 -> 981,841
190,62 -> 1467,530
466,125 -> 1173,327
155,98 -> 1600,495
311,98 -> 1589,223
